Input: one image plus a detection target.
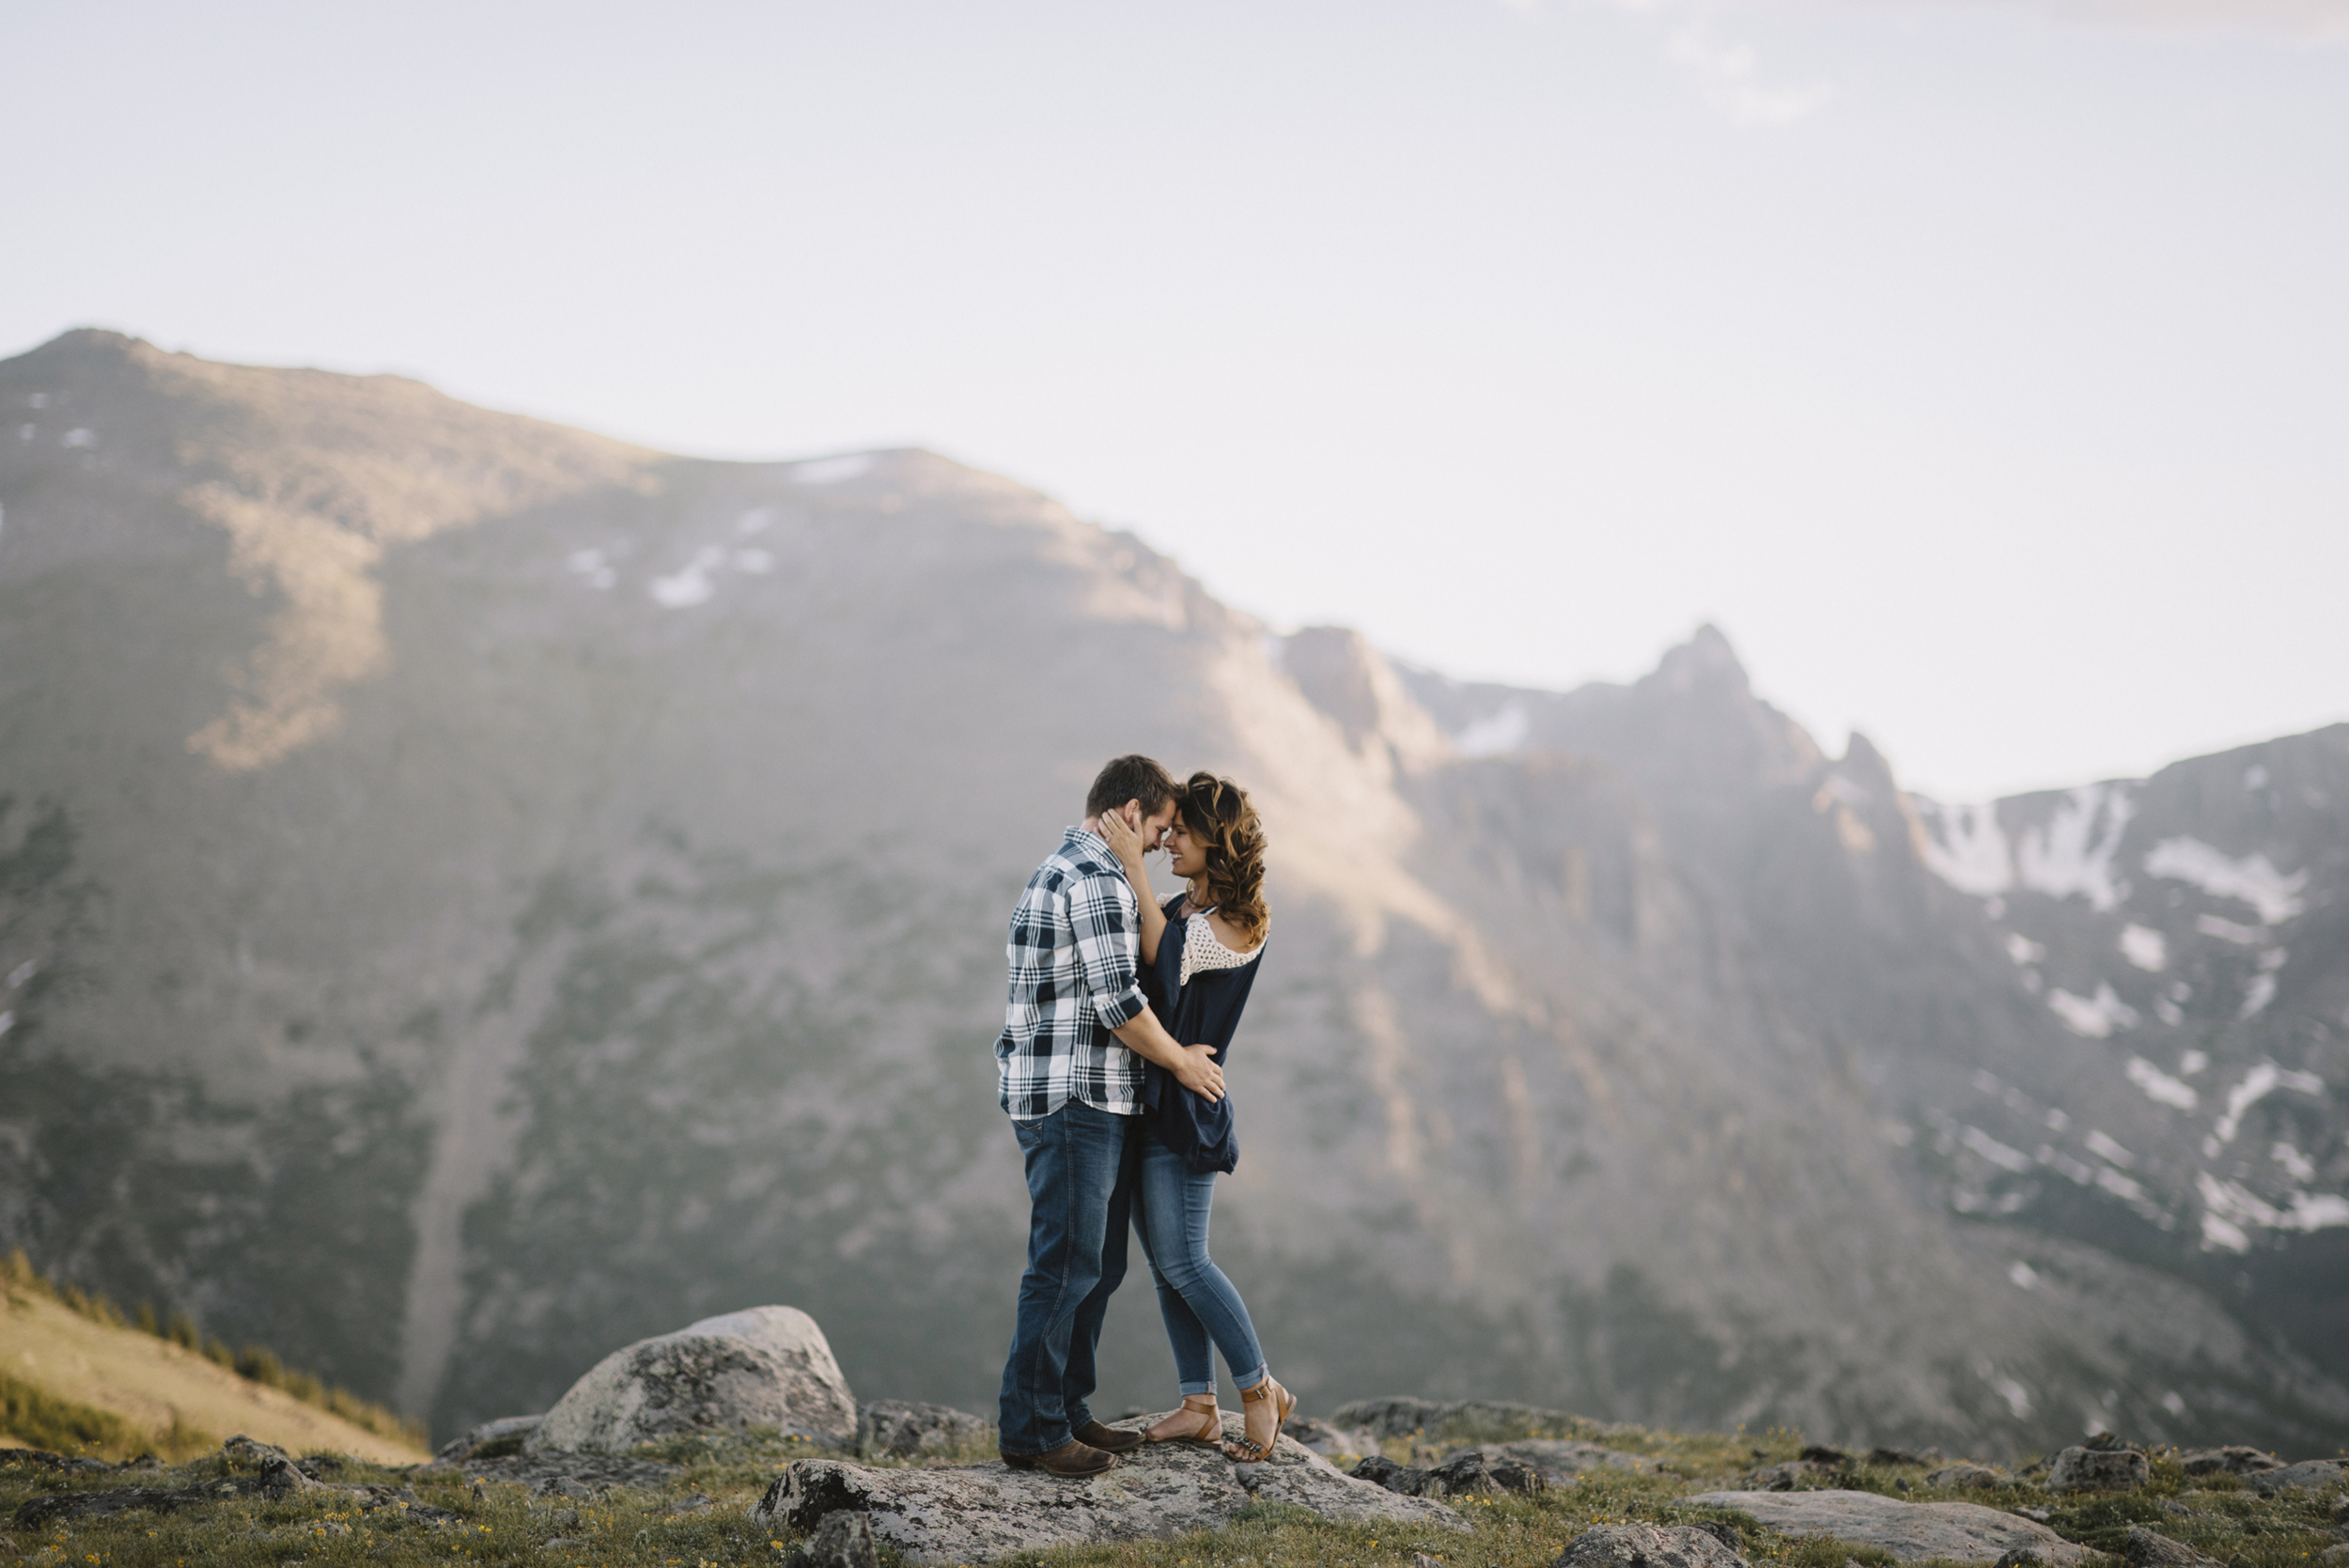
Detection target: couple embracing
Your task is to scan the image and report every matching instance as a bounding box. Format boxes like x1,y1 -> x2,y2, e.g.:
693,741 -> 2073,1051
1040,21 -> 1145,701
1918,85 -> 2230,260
993,754 -> 1290,1477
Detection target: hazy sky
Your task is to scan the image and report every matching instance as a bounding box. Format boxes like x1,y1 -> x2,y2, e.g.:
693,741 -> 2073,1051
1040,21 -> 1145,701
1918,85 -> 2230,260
6,0 -> 2345,799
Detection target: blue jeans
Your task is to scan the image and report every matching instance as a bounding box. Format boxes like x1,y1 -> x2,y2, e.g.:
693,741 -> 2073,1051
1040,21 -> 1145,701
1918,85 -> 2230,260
1134,1133 -> 1267,1396
998,1099 -> 1139,1455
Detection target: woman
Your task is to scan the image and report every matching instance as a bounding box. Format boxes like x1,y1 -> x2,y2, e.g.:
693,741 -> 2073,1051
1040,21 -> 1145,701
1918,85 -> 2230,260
1097,771 -> 1294,1463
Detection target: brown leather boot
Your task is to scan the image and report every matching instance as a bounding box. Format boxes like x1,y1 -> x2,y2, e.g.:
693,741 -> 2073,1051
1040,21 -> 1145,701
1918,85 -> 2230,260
1001,1438 -> 1118,1476
1074,1420 -> 1143,1454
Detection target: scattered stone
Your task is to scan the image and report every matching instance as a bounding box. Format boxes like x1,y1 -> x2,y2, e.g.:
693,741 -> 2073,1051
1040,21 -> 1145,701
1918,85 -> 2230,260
0,1449 -> 114,1474
2047,1446 -> 2149,1493
2178,1446 -> 2281,1478
1550,1522 -> 1750,1568
1688,1488 -> 2088,1564
2316,1548 -> 2349,1568
539,1538 -> 583,1555
749,1419 -> 1462,1562
854,1400 -> 990,1459
1745,1460 -> 1841,1492
529,1304 -> 857,1453
2248,1460 -> 2348,1497
1354,1455 -> 1434,1496
1869,1450 -> 1938,1468
2121,1528 -> 2223,1568
785,1510 -> 881,1568
437,1416 -> 546,1461
1291,1416 -> 1385,1461
1414,1554 -> 1446,1568
1423,1450 -> 1546,1498
224,1435 -> 296,1467
1926,1464 -> 2008,1490
259,1457 -> 326,1498
1802,1447 -> 1854,1465
543,1477 -> 596,1499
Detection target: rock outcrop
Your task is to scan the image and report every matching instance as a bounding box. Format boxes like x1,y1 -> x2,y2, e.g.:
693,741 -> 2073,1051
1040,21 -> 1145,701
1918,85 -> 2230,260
1551,1523 -> 1749,1568
748,1417 -> 1462,1563
2122,1528 -> 2225,1568
1925,1463 -> 2008,1489
1689,1488 -> 2087,1565
2047,1446 -> 2150,1493
528,1307 -> 855,1453
2248,1460 -> 2348,1497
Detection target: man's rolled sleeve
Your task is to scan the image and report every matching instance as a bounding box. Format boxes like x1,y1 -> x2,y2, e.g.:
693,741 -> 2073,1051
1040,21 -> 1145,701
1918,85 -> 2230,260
1067,872 -> 1147,1030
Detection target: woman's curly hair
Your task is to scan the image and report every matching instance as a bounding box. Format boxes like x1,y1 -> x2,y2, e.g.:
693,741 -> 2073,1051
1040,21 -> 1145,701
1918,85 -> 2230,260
1178,771 -> 1268,947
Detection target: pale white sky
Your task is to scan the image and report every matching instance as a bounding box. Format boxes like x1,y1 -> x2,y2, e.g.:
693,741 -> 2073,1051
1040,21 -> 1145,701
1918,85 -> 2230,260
5,0 -> 2344,800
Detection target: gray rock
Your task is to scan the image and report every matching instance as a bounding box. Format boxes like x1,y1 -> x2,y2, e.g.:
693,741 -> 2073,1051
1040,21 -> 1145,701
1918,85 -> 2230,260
749,1418 -> 1463,1563
786,1510 -> 880,1568
437,1416 -> 545,1461
2316,1547 -> 2349,1568
1354,1455 -> 1434,1496
539,1538 -> 583,1555
1869,1450 -> 1940,1468
223,1435 -> 295,1467
2248,1460 -> 2348,1497
2121,1528 -> 2223,1568
1688,1489 -> 2088,1565
1746,1460 -> 1841,1492
1925,1464 -> 2008,1490
1425,1450 -> 1546,1498
528,1305 -> 856,1453
1551,1524 -> 1749,1568
2178,1446 -> 2281,1478
855,1400 -> 990,1459
2046,1446 -> 2149,1493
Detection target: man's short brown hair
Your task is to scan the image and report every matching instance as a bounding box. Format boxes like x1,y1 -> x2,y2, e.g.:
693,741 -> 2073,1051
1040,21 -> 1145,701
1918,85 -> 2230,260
1086,754 -> 1179,819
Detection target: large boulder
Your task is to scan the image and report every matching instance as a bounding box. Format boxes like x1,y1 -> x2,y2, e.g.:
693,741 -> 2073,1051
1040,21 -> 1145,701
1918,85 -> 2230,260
1552,1524 -> 1748,1568
528,1306 -> 856,1454
749,1415 -> 1462,1563
2047,1446 -> 2149,1493
1689,1489 -> 2088,1565
2178,1447 -> 2280,1479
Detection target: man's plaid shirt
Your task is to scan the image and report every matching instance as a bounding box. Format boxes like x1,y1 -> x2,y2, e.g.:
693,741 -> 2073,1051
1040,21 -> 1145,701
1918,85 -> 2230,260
996,827 -> 1150,1118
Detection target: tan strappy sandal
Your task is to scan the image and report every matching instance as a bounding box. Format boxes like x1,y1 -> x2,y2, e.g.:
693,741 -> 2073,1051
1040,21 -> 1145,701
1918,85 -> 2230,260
1222,1375 -> 1295,1462
1143,1395 -> 1221,1445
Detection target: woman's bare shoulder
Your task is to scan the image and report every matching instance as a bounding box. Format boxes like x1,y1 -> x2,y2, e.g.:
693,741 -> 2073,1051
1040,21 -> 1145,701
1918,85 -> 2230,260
1205,908 -> 1262,955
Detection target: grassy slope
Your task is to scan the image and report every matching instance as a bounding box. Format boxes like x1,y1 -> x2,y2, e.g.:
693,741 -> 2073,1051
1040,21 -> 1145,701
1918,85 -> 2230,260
3,1415 -> 2342,1568
0,1283 -> 428,1465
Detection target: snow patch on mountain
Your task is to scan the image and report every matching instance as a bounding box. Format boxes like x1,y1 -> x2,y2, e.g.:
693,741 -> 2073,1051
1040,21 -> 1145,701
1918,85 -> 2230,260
2049,983 -> 2138,1037
2212,1063 -> 2324,1145
2143,838 -> 2308,924
1915,800 -> 2011,896
2126,1057 -> 2198,1111
2015,784 -> 2135,910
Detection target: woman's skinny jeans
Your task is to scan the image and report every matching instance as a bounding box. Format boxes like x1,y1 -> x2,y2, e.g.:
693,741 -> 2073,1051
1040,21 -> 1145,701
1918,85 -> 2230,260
1134,1133 -> 1267,1396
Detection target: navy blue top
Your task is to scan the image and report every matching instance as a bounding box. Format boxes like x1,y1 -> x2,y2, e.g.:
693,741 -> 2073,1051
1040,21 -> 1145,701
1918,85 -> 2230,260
1139,894 -> 1264,1175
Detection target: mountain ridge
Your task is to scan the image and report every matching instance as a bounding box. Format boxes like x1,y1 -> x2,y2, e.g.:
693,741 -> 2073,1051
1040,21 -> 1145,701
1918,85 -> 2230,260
2,329 -> 2341,1455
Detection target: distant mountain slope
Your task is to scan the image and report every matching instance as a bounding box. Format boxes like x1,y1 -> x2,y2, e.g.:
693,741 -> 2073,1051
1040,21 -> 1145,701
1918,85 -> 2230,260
0,1274 -> 427,1462
1,329 -> 2341,1454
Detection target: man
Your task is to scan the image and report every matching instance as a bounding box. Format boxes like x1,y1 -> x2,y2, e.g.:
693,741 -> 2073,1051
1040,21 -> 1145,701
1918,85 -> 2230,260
996,753 -> 1228,1476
